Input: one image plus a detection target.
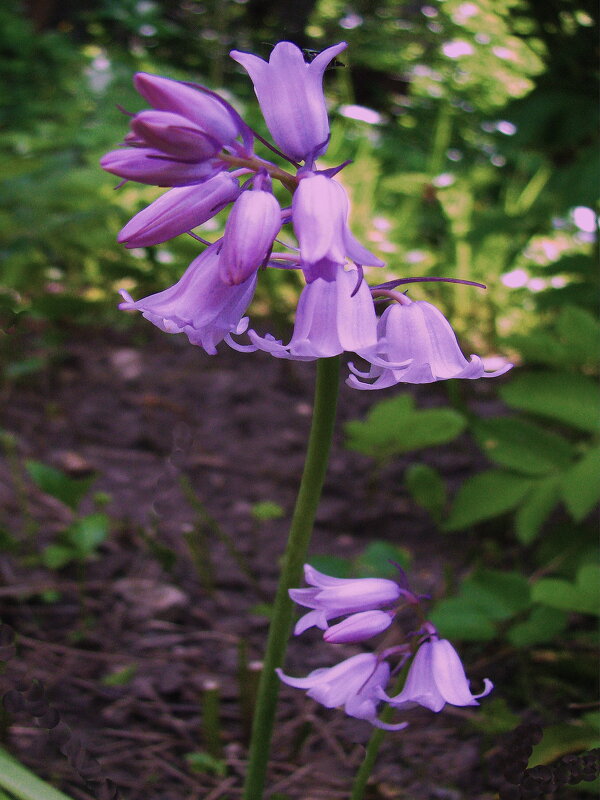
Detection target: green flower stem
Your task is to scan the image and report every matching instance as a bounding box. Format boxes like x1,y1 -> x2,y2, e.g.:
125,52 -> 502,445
242,355 -> 341,800
0,747 -> 75,800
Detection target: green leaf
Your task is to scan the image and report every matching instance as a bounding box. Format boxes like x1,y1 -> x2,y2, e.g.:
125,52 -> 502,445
42,544 -> 75,570
444,470 -> 533,531
561,446 -> 600,522
514,475 -> 561,544
460,569 -> 531,621
499,371 -> 600,432
250,501 -> 285,521
353,541 -> 411,578
25,460 -> 95,511
529,722 -> 600,768
507,605 -> 568,647
0,746 -> 76,800
102,665 -> 137,687
405,463 -> 446,521
472,417 -> 574,476
556,306 -> 600,368
428,598 -> 496,642
345,394 -> 466,461
65,513 -> 109,556
532,564 -> 600,615
184,752 -> 227,777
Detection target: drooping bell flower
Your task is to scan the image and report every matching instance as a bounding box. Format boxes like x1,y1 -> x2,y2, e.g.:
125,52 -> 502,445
348,297 -> 512,389
100,147 -> 219,187
118,172 -> 241,248
277,653 -> 407,730
118,241 -> 256,354
289,564 -> 401,634
381,638 -> 493,712
247,265 -> 378,360
230,41 -> 347,163
218,184 -> 282,285
293,173 -> 384,277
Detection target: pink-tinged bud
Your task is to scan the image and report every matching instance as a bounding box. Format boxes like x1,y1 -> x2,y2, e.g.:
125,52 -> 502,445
382,638 -> 493,712
292,174 -> 384,272
230,41 -> 347,162
277,653 -> 407,730
100,148 -> 218,187
289,563 -> 401,634
133,73 -> 241,145
348,298 -> 513,389
219,190 -> 281,285
130,111 -> 220,160
118,173 -> 241,248
323,610 -> 394,643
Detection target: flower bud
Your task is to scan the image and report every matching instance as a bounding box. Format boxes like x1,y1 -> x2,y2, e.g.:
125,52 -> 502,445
323,610 -> 394,643
219,190 -> 281,285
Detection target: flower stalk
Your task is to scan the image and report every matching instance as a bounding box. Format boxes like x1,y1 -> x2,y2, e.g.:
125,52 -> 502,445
242,355 -> 340,800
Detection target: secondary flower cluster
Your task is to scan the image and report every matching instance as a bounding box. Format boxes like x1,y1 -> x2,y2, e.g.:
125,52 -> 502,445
278,565 -> 493,729
103,41 -> 512,386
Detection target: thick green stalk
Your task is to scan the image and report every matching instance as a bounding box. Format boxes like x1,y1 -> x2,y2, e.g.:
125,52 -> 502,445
242,356 -> 341,800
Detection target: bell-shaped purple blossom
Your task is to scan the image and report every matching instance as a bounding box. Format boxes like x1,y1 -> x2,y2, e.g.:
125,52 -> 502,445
277,653 -> 407,730
247,266 -> 378,360
230,42 -> 347,163
118,241 -> 256,354
133,73 -> 242,145
289,564 -> 401,634
381,638 -> 493,713
348,297 -> 513,389
118,172 -> 241,248
323,610 -> 394,643
219,188 -> 281,285
293,174 -> 384,275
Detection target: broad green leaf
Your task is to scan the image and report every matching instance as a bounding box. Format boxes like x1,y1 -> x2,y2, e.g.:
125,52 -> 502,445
561,446 -> 600,521
529,722 -> 600,768
0,745 -> 76,800
556,306 -> 600,368
460,569 -> 531,621
405,463 -> 446,521
532,564 -> 600,615
345,394 -> 466,461
472,417 -> 574,475
353,541 -> 411,578
499,371 -> 600,432
65,513 -> 109,556
514,475 -> 561,544
444,470 -> 533,531
428,598 -> 496,642
507,605 -> 568,647
25,460 -> 95,511
42,545 -> 74,570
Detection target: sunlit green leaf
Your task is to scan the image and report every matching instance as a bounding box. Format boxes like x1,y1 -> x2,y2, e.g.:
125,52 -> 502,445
532,564 -> 600,616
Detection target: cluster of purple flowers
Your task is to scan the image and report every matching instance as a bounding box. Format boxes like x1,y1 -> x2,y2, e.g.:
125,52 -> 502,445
102,41 -> 512,387
278,565 -> 493,729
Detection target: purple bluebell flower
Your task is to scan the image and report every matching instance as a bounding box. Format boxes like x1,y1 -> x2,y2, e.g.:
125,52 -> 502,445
100,147 -> 219,187
118,173 -> 241,248
348,297 -> 513,389
133,73 -> 242,146
289,564 -> 401,634
247,266 -> 378,360
218,187 -> 281,285
101,72 -> 245,187
118,241 -> 256,354
293,174 -> 384,276
323,610 -> 394,643
277,653 -> 407,730
381,638 -> 493,712
230,42 -> 347,163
